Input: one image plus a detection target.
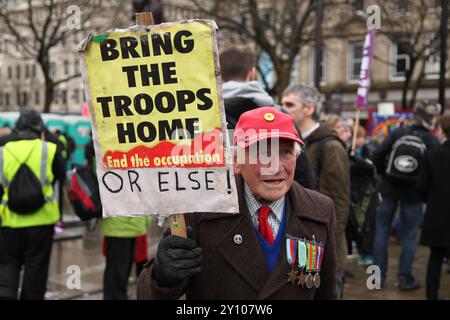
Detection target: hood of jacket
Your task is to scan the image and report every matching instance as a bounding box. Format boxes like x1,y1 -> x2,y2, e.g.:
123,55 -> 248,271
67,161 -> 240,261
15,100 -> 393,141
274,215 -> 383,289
13,108 -> 44,140
222,81 -> 274,129
222,81 -> 274,106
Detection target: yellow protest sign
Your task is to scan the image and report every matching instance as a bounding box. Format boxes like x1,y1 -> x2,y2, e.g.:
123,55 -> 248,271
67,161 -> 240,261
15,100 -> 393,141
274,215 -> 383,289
83,20 -> 224,169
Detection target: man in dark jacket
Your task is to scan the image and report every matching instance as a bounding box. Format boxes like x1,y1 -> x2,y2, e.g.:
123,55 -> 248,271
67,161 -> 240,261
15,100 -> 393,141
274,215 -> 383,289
137,107 -> 338,300
371,101 -> 440,291
220,45 -> 315,189
282,84 -> 350,299
418,114 -> 450,299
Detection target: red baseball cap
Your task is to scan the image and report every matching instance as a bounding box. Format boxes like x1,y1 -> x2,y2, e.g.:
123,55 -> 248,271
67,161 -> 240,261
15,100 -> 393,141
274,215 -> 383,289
233,107 -> 304,148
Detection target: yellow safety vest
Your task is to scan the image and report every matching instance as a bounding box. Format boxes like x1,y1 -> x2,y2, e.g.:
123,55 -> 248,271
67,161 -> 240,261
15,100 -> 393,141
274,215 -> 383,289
101,216 -> 150,238
0,139 -> 60,228
58,134 -> 68,160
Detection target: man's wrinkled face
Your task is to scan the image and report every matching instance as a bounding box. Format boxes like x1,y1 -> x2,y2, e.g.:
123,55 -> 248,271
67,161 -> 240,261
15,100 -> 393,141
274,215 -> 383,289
282,93 -> 309,125
234,139 -> 297,203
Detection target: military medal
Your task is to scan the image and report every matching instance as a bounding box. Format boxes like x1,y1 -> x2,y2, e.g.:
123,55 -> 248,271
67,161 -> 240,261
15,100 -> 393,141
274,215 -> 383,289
305,241 -> 314,289
313,272 -> 321,288
313,244 -> 324,289
297,272 -> 306,287
297,239 -> 307,287
286,238 -> 298,284
313,244 -> 321,288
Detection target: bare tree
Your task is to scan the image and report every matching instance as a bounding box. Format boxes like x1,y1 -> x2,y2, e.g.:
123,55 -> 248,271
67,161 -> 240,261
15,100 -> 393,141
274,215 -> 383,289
186,0 -> 318,99
374,0 -> 442,109
0,0 -> 127,113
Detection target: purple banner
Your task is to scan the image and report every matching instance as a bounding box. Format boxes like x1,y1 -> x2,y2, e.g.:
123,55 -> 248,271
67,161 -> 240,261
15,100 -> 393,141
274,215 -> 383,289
356,29 -> 377,108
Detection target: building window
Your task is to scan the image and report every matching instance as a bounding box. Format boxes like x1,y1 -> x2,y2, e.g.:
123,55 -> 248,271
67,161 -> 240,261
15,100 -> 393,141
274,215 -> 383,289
427,0 -> 441,8
260,8 -> 273,32
5,93 -> 10,107
50,62 -> 56,78
348,42 -> 363,82
394,0 -> 409,16
16,65 -> 21,79
425,33 -> 440,78
0,92 -> 3,107
25,65 -> 30,79
390,41 -> 410,79
349,0 -> 366,13
61,89 -> 67,105
309,47 -> 326,84
32,64 -> 36,78
22,91 -> 28,106
53,88 -> 59,104
16,92 -> 21,106
35,90 -> 40,106
290,55 -> 300,84
72,88 -> 80,103
74,59 -> 80,74
63,60 -> 69,76
7,66 -> 12,79
241,11 -> 250,29
73,31 -> 79,44
425,54 -> 440,78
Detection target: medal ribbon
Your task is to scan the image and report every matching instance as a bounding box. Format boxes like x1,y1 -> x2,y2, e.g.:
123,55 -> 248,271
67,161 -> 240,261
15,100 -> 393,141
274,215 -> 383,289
317,245 -> 324,270
298,240 -> 307,269
308,242 -> 314,271
311,243 -> 316,271
314,246 -> 321,270
286,238 -> 297,267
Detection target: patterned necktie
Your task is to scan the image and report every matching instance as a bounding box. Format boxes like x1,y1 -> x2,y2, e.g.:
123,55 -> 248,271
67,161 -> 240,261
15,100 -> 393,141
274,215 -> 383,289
258,206 -> 274,244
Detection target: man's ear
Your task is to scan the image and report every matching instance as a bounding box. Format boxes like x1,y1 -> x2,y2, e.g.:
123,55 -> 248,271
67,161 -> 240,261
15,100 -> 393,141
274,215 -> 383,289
246,67 -> 257,81
304,103 -> 316,117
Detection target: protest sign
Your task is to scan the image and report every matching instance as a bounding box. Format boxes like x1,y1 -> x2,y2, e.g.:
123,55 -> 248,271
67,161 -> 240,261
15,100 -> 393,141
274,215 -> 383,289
80,19 -> 239,217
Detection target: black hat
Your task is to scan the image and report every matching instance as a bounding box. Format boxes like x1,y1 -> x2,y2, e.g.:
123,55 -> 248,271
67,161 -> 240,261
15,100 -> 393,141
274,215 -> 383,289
15,108 -> 44,134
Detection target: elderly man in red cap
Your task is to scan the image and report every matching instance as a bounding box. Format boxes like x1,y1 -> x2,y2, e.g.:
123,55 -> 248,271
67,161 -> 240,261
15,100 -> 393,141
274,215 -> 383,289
137,107 -> 338,300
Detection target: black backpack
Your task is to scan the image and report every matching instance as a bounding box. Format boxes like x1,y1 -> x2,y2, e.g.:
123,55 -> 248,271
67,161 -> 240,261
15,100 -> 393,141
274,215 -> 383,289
0,142 -> 49,214
315,136 -> 378,256
346,155 -> 379,256
385,128 -> 427,187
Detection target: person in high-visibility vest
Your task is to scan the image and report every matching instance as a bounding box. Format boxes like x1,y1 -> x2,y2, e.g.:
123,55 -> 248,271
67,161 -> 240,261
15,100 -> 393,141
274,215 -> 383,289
101,216 -> 151,300
0,108 -> 65,300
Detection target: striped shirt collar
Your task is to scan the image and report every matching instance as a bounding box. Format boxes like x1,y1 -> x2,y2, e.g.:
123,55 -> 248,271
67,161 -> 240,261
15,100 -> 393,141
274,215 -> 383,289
244,183 -> 285,224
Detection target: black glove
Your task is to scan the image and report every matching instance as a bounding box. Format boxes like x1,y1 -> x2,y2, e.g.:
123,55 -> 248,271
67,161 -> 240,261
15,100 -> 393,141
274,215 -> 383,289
153,235 -> 202,288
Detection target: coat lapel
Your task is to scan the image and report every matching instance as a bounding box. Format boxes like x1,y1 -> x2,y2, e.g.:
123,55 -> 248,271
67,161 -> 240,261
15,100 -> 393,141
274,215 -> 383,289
216,176 -> 269,293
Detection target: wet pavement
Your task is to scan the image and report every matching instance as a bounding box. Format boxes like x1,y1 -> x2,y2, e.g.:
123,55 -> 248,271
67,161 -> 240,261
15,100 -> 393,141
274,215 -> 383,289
45,213 -> 450,300
344,237 -> 450,300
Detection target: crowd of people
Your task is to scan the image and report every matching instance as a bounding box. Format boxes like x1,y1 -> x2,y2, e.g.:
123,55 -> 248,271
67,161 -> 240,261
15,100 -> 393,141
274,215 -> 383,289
0,44 -> 449,300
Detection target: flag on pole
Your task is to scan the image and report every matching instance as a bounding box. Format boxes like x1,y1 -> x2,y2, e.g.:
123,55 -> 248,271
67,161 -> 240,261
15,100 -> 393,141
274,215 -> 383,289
356,28 -> 377,108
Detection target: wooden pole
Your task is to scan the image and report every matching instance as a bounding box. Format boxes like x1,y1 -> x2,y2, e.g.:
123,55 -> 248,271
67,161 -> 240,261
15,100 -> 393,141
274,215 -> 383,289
351,108 -> 360,157
135,12 -> 187,238
136,12 -> 154,26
